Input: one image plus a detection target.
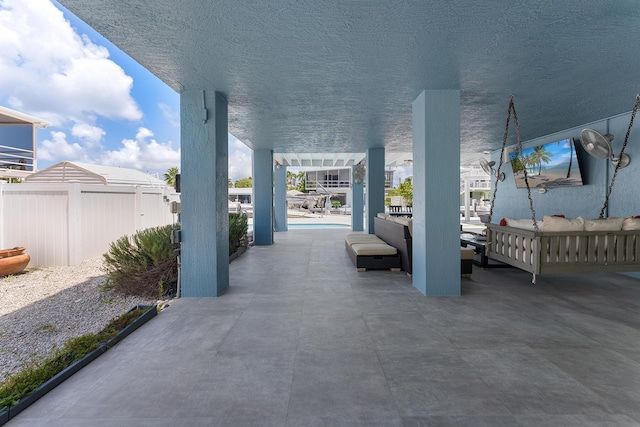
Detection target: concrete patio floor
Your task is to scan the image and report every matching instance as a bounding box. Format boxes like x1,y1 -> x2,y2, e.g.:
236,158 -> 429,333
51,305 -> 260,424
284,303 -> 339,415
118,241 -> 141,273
9,229 -> 640,426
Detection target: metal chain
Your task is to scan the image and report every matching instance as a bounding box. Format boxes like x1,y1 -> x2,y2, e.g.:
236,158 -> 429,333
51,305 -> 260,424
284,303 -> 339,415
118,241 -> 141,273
489,95 -> 538,231
599,94 -> 640,219
511,97 -> 539,232
488,95 -> 512,224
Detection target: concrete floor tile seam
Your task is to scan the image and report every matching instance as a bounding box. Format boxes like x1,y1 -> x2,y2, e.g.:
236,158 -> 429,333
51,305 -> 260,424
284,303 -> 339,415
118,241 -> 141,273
514,413 -> 640,427
536,349 -> 640,390
547,314 -> 640,348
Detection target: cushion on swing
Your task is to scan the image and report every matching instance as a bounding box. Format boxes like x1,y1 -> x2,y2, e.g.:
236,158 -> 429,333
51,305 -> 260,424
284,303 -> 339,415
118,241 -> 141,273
543,215 -> 584,232
623,217 -> 640,230
504,217 -> 543,231
584,218 -> 624,231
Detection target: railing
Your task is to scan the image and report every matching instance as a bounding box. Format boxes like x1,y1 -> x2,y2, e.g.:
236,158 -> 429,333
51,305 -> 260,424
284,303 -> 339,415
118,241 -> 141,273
307,179 -> 351,190
0,144 -> 35,171
460,180 -> 491,194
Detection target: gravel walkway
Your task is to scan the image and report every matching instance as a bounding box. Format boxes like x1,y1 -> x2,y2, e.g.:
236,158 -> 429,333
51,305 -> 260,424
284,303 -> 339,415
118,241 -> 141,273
0,257 -> 154,382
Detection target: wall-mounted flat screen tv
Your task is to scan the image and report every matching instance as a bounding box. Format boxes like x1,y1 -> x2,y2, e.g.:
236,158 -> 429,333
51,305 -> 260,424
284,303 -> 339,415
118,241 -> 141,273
509,138 -> 583,188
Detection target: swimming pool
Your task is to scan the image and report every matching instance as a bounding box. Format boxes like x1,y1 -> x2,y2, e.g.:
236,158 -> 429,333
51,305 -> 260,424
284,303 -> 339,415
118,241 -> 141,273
287,223 -> 350,229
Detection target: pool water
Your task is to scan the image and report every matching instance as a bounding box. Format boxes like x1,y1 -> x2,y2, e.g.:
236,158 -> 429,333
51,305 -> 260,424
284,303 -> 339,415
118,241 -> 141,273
288,223 -> 350,229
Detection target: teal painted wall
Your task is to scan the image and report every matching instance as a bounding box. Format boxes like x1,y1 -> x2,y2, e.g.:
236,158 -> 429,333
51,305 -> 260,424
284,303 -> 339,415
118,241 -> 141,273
253,149 -> 274,245
274,164 -> 288,232
180,90 -> 229,297
351,164 -> 364,231
412,90 -> 461,296
365,148 -> 385,234
491,110 -> 640,222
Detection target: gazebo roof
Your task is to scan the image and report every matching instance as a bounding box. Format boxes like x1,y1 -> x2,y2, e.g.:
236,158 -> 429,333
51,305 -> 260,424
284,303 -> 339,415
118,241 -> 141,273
24,161 -> 167,187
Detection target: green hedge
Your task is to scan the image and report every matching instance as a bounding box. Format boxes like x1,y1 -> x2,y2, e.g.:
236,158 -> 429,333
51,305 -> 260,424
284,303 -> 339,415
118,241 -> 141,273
0,307 -> 152,407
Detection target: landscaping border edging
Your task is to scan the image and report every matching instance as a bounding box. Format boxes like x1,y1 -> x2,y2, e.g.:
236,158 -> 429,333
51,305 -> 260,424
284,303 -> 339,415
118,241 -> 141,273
105,304 -> 157,348
0,304 -> 157,425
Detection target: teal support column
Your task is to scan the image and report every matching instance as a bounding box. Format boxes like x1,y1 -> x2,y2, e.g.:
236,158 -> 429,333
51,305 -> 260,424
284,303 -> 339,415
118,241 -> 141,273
274,164 -> 288,232
366,148 -> 385,234
180,90 -> 229,297
253,149 -> 274,245
412,90 -> 461,296
351,164 -> 364,231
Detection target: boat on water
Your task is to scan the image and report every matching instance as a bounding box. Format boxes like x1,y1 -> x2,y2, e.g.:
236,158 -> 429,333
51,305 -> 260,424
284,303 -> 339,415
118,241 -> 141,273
0,247 -> 30,276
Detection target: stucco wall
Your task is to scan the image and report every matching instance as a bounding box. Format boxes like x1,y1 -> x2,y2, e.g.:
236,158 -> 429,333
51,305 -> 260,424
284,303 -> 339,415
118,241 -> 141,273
491,110 -> 640,221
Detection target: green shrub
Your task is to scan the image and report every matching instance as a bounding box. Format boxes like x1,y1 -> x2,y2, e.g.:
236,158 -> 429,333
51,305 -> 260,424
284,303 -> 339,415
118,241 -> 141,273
103,225 -> 178,299
229,213 -> 248,255
103,215 -> 249,298
0,307 -> 151,407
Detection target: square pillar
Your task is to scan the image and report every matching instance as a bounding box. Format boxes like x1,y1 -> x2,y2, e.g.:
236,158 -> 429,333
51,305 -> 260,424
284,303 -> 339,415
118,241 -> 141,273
274,164 -> 288,232
180,90 -> 229,297
253,149 -> 274,245
351,164 -> 364,231
366,148 -> 385,234
412,90 -> 461,296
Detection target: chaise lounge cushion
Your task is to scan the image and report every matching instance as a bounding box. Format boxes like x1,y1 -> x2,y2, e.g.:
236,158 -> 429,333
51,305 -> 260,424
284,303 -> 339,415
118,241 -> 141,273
350,243 -> 398,256
345,233 -> 384,245
460,247 -> 474,260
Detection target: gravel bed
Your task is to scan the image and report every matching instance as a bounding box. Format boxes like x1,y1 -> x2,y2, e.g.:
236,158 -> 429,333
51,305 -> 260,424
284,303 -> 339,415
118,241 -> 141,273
0,257 -> 154,382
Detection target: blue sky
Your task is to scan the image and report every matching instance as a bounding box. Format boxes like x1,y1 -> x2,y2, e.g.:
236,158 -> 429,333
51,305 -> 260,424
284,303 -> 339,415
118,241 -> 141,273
0,0 -> 252,180
0,0 -> 411,184
509,138 -> 577,168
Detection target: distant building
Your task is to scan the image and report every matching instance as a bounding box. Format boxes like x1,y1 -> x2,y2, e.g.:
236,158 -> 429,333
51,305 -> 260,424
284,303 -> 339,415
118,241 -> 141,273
0,106 -> 49,180
303,167 -> 396,207
304,168 -> 351,206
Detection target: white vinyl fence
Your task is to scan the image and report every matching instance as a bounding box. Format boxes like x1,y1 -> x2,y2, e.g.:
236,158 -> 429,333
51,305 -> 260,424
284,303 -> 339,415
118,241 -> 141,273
0,182 -> 179,267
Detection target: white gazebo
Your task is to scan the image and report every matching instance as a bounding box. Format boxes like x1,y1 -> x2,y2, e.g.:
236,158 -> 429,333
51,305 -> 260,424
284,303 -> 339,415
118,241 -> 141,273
24,161 -> 167,187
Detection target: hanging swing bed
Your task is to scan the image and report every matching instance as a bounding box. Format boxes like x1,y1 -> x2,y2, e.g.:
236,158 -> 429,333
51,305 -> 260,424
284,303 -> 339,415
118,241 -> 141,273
483,95 -> 640,283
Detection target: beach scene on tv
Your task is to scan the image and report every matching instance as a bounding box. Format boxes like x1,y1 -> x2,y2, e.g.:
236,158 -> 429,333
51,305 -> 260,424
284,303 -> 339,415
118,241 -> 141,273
509,138 -> 584,188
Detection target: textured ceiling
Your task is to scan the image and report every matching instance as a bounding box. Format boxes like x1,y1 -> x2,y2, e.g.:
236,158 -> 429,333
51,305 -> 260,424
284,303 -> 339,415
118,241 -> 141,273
58,0 -> 640,160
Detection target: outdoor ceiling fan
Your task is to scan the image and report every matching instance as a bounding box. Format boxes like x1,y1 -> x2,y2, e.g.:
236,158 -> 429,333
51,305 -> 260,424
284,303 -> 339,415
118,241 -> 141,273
353,161 -> 366,184
479,157 -> 505,181
580,128 -> 631,168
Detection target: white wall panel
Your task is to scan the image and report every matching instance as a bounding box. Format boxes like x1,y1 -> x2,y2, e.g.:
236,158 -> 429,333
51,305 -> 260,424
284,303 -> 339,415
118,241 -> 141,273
2,189 -> 68,267
140,191 -> 168,229
0,183 -> 176,267
81,190 -> 136,260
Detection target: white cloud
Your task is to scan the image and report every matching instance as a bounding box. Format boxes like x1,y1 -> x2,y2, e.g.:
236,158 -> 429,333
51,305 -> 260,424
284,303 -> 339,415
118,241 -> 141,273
0,0 -> 142,126
227,133 -> 252,181
393,166 -> 413,185
71,122 -> 105,147
136,127 -> 153,140
229,148 -> 252,182
101,127 -> 180,172
38,130 -> 86,161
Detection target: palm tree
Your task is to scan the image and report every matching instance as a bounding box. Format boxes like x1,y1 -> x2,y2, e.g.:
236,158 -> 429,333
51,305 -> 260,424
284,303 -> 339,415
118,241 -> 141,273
510,152 -> 525,174
164,167 -> 179,186
286,170 -> 296,189
296,171 -> 306,192
566,140 -> 573,178
530,146 -> 552,175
